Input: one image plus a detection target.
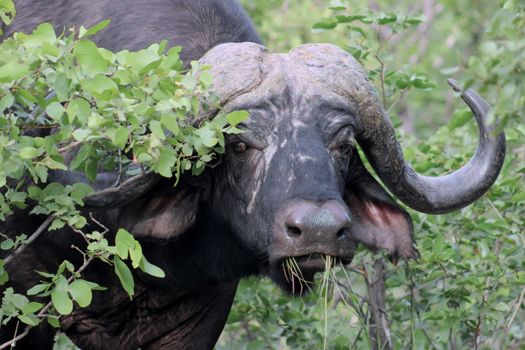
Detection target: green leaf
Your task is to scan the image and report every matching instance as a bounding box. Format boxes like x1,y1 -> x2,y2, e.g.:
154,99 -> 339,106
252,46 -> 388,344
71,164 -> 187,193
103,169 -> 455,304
14,88 -> 37,105
27,283 -> 50,296
47,316 -> 60,328
49,219 -> 65,231
377,13 -> 398,25
349,26 -> 367,37
0,61 -> 29,82
312,17 -> 338,30
406,17 -> 424,25
69,183 -> 94,204
114,126 -> 129,148
181,75 -> 197,90
114,256 -> 134,298
68,280 -> 93,307
51,289 -> 73,315
21,301 -> 43,314
414,160 -> 434,173
54,73 -> 70,101
1,239 -> 14,250
154,147 -> 176,178
449,109 -> 473,130
36,270 -> 55,279
81,75 -> 118,97
45,102 -> 66,120
83,280 -> 106,291
335,15 -> 367,23
34,165 -> 48,183
72,129 -> 91,142
226,110 -> 249,127
0,92 -> 14,111
85,158 -> 98,182
139,256 -> 165,278
24,23 -> 56,46
149,120 -> 165,140
0,0 -> 15,28
129,242 -> 142,269
511,191 -> 525,203
494,302 -> 511,312
160,114 -> 179,135
199,71 -> 213,86
410,77 -> 436,90
79,19 -> 111,38
432,235 -> 443,255
73,39 -> 110,76
129,239 -> 142,269
70,144 -> 92,170
66,98 -> 91,124
18,146 -> 41,159
115,228 -> 134,260
195,125 -> 218,148
18,314 -> 39,326
42,156 -> 67,170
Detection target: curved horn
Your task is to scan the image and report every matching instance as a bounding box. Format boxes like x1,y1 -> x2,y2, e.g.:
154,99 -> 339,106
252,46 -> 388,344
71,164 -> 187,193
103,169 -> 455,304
83,171 -> 160,208
48,170 -> 160,208
356,79 -> 506,214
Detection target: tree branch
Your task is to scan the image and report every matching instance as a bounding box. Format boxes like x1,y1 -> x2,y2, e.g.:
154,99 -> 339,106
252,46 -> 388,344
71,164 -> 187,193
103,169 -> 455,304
367,258 -> 392,350
3,215 -> 54,266
503,284 -> 525,342
0,253 -> 95,350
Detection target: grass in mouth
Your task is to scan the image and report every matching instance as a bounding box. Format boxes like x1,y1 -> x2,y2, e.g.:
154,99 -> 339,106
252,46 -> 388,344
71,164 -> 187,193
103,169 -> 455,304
283,256 -> 311,295
283,255 -> 369,350
320,255 -> 334,350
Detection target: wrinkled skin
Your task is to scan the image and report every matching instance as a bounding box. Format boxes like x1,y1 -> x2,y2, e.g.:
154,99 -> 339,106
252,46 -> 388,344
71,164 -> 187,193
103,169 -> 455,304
1,0 -> 505,349
199,43 -> 418,293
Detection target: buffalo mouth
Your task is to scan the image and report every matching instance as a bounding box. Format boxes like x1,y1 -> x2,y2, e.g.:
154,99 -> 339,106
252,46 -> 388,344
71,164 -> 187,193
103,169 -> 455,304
270,253 -> 353,296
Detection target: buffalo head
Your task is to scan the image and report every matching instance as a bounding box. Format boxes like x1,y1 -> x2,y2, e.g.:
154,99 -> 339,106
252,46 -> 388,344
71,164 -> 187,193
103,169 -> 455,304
66,43 -> 505,295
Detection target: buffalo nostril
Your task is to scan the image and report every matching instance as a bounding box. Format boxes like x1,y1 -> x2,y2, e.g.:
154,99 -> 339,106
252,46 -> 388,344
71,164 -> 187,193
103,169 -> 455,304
336,228 -> 348,240
286,225 -> 302,237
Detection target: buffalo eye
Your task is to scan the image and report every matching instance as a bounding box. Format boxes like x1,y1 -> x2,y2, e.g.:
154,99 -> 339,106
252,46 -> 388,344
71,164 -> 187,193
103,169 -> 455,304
336,143 -> 353,156
330,142 -> 353,156
232,142 -> 247,154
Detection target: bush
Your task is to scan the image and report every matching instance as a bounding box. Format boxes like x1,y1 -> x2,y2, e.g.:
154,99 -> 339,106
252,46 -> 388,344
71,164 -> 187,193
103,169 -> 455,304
0,3 -> 245,346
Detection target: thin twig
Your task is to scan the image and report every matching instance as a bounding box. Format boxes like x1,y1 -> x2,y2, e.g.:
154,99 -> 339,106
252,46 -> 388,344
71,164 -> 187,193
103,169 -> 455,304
56,141 -> 82,155
350,327 -> 365,349
0,325 -> 30,350
486,198 -> 505,222
0,215 -> 102,348
420,328 -> 439,350
89,213 -> 109,235
503,284 -> 525,341
0,254 -> 95,350
4,216 -> 54,266
68,225 -> 90,245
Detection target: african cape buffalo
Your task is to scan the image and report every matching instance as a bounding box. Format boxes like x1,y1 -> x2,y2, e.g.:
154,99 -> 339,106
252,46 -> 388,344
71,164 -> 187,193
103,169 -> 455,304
0,0 -> 506,349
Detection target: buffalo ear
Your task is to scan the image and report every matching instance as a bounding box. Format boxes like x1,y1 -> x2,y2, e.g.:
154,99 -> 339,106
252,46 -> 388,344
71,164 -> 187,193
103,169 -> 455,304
345,166 -> 419,261
117,181 -> 201,241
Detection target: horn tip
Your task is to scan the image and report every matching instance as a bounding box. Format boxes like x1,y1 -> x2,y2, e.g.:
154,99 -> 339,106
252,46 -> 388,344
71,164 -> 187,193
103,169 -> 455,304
447,78 -> 460,92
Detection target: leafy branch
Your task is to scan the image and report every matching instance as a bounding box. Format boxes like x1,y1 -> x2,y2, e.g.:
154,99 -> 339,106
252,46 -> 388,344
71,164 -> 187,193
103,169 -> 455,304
3,215 -> 53,266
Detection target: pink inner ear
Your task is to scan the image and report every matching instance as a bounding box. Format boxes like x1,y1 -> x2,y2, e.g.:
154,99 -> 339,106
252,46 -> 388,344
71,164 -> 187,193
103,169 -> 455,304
361,200 -> 407,228
346,193 -> 418,259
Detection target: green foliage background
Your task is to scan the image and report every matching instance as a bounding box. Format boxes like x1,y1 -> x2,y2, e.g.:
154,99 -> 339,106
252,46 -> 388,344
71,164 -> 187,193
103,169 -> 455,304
218,0 -> 525,349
